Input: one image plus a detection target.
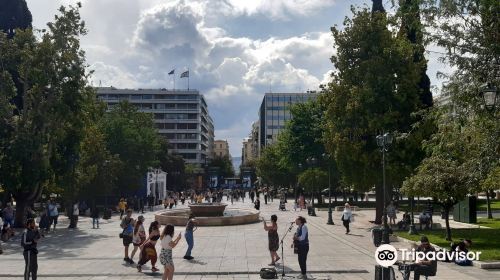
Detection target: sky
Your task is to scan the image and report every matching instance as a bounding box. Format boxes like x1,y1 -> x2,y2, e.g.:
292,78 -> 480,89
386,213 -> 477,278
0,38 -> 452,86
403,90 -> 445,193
26,0 -> 449,157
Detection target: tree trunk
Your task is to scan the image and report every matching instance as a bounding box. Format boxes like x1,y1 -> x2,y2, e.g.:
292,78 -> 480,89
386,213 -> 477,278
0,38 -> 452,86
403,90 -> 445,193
444,207 -> 452,241
486,189 -> 493,219
375,184 -> 383,224
14,198 -> 28,228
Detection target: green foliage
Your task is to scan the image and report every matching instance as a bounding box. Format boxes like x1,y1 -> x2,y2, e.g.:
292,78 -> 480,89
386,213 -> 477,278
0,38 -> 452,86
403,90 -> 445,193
256,144 -> 291,187
298,168 -> 328,193
322,6 -> 429,191
0,0 -> 32,37
157,139 -> 187,190
209,155 -> 235,178
100,101 -> 161,192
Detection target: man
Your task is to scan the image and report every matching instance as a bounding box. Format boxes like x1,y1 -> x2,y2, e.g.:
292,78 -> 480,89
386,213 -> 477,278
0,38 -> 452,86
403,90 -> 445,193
120,209 -> 135,264
47,199 -> 59,231
68,201 -> 79,229
413,236 -> 437,280
2,203 -> 14,227
21,218 -> 42,280
453,239 -> 473,266
250,190 -> 255,203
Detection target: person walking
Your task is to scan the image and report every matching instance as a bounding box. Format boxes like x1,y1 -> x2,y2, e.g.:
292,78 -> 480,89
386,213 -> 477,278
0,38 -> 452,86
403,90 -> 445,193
130,216 -> 146,262
2,203 -> 14,227
21,218 -> 42,280
293,216 -> 309,279
137,221 -> 160,272
263,215 -> 280,266
386,201 -> 397,226
120,209 -> 135,264
47,199 -> 59,231
250,191 -> 255,203
118,198 -> 127,219
341,203 -> 353,234
68,201 -> 79,229
90,205 -> 100,229
183,214 -> 197,260
160,224 -> 182,280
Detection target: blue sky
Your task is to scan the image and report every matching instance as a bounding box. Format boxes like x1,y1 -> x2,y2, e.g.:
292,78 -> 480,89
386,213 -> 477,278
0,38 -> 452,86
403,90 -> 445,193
26,0 -> 447,157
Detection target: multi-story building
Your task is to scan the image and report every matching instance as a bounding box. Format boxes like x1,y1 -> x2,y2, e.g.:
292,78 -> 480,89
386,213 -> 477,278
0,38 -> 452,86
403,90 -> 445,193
213,140 -> 230,158
258,91 -> 318,152
241,121 -> 259,165
96,87 -> 214,165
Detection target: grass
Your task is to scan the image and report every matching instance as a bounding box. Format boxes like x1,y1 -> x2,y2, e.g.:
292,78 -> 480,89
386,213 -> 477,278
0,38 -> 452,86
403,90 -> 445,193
477,200 -> 500,211
396,219 -> 500,261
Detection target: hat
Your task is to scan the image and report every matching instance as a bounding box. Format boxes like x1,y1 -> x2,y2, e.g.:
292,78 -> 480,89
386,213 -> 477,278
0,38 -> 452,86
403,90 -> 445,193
420,236 -> 429,243
138,215 -> 145,221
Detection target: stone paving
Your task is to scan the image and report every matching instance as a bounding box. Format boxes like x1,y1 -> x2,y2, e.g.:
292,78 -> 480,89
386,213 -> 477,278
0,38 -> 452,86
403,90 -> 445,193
1,196 -> 499,279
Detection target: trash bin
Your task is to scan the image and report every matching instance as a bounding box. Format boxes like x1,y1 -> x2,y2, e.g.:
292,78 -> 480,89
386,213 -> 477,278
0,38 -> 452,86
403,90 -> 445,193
372,228 -> 383,247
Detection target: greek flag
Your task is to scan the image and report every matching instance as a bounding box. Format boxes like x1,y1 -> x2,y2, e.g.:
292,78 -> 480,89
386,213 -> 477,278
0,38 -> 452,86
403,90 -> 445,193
180,70 -> 189,78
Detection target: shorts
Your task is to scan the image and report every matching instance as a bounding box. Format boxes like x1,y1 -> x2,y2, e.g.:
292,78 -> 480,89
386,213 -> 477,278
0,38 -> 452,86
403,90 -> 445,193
160,248 -> 173,266
50,215 -> 58,225
122,235 -> 133,246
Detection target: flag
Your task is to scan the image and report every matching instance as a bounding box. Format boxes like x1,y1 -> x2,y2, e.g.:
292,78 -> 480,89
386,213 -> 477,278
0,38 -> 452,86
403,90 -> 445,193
168,69 -> 175,75
180,70 -> 189,78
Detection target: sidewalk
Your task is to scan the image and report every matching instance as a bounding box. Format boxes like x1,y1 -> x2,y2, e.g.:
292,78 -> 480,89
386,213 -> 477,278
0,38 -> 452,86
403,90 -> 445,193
0,198 -> 499,279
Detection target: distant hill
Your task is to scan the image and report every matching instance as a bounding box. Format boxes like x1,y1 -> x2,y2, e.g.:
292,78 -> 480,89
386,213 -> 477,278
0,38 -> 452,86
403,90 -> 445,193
232,156 -> 241,176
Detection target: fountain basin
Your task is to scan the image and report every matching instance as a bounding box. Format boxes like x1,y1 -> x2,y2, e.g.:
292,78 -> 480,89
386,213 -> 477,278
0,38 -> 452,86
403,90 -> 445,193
155,208 -> 260,226
188,203 -> 227,217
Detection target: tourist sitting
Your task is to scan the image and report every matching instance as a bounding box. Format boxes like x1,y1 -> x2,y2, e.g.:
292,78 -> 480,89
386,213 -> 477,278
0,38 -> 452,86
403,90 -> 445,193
397,211 -> 411,230
1,223 -> 15,242
418,211 -> 431,230
452,239 -> 473,266
413,236 -> 437,280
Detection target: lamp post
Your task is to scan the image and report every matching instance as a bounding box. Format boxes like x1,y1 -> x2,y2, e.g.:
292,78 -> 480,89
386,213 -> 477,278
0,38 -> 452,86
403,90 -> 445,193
481,83 -> 498,113
408,196 -> 418,235
323,153 -> 334,225
376,132 -> 393,244
306,157 -> 318,216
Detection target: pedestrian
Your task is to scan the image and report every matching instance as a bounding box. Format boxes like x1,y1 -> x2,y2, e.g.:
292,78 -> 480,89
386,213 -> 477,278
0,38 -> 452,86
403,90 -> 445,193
118,198 -> 127,219
2,203 -> 14,227
137,221 -> 160,272
90,205 -> 100,229
386,201 -> 397,226
47,199 -> 59,231
263,215 -> 280,266
250,191 -> 255,203
254,198 -> 260,210
120,209 -> 135,264
130,215 -> 146,262
1,223 -> 15,242
68,201 -> 79,229
38,209 -> 50,233
264,190 -> 268,204
183,214 -> 197,260
341,203 -> 353,234
21,218 -> 42,280
293,216 -> 309,279
160,224 -> 182,280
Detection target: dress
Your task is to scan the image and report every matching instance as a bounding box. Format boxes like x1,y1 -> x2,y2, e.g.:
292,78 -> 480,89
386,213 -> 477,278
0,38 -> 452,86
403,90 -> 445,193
268,227 -> 279,252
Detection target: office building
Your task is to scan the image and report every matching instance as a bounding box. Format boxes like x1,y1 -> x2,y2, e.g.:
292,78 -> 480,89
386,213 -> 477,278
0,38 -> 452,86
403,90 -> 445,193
96,87 -> 215,165
258,91 -> 318,152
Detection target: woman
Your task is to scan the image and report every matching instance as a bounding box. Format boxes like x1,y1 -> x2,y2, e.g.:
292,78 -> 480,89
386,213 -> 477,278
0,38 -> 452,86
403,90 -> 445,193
386,201 -> 397,226
292,216 -> 309,279
160,224 -> 182,280
263,215 -> 280,266
341,203 -> 353,234
184,214 -> 197,260
137,221 -> 160,272
130,216 -> 146,262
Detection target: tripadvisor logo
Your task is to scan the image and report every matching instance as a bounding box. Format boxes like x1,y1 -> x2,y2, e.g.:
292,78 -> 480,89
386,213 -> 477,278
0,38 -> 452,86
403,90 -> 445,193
375,244 -> 482,267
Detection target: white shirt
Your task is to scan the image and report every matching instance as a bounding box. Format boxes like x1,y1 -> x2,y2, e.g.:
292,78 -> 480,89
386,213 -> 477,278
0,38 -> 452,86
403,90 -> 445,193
161,235 -> 173,249
73,204 -> 79,216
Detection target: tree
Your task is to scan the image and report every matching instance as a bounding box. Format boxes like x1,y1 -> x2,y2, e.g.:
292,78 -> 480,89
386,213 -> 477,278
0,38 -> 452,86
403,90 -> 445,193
0,3 -> 98,226
256,144 -> 291,188
0,0 -> 32,38
157,138 -> 187,191
322,3 -> 430,223
402,112 -> 472,241
100,101 -> 161,194
209,155 -> 235,179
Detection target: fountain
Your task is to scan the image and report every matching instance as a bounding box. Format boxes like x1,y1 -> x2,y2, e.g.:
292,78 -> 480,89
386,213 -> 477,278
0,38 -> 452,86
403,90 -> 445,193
155,202 -> 260,226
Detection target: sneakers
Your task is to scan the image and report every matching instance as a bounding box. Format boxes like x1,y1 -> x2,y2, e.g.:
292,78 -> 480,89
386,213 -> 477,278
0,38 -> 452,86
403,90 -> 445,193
124,257 -> 134,264
183,255 -> 194,260
151,267 -> 160,272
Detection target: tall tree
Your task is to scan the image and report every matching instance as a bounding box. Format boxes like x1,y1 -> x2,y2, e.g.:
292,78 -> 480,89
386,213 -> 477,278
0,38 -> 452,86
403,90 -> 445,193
322,3 -> 429,223
100,101 -> 161,194
0,3 -> 97,226
0,0 -> 32,38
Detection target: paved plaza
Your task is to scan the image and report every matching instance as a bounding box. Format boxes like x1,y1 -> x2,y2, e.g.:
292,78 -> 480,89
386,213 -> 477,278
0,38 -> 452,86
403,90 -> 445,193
1,197 -> 500,280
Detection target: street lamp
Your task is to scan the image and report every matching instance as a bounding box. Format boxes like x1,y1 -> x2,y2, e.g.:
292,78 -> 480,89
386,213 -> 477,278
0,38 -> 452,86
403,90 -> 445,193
323,153 -> 334,225
408,196 -> 418,235
306,157 -> 318,216
481,83 -> 498,112
376,132 -> 393,244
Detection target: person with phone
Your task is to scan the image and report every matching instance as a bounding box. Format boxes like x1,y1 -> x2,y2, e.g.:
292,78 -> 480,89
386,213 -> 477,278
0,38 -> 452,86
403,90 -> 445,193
21,218 -> 42,280
183,214 -> 197,260
160,224 -> 182,280
263,215 -> 280,266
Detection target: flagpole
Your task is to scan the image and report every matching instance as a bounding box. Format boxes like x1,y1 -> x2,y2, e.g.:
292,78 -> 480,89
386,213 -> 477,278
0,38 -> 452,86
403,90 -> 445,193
187,68 -> 190,90
173,72 -> 175,91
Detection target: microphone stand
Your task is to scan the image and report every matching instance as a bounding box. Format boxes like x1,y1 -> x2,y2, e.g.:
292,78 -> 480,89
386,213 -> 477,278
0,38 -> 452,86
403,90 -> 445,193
280,222 -> 295,278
